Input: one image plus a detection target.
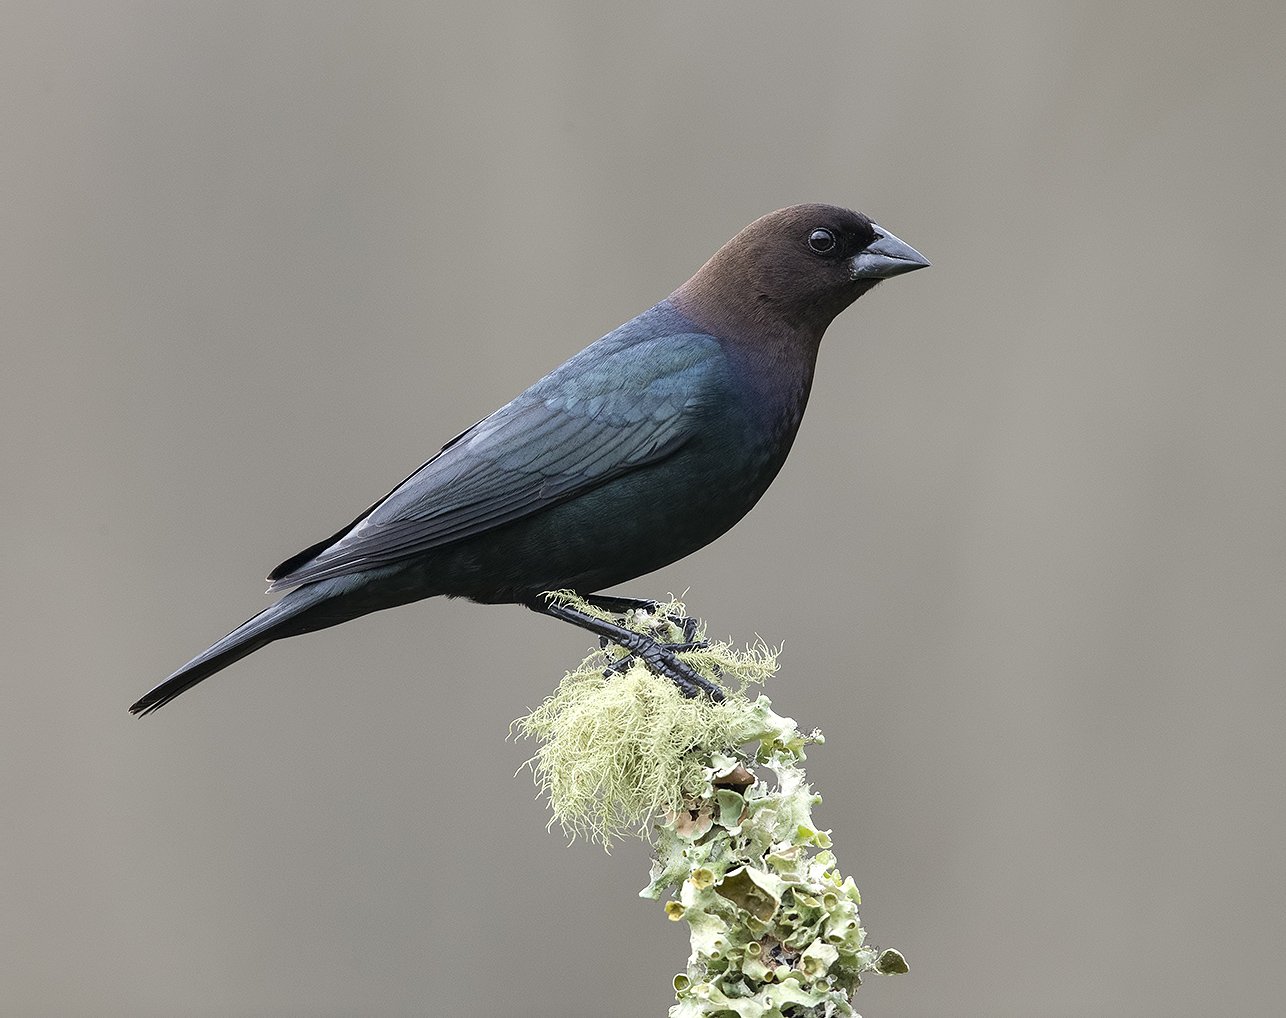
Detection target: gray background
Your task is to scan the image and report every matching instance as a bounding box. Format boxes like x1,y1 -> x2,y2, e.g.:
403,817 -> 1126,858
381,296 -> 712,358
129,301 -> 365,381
3,3 -> 1283,1015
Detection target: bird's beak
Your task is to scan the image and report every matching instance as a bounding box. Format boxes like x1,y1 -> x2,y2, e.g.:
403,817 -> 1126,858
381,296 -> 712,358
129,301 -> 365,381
850,225 -> 930,280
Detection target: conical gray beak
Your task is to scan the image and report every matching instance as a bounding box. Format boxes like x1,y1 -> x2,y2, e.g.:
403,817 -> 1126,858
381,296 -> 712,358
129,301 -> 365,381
850,225 -> 930,280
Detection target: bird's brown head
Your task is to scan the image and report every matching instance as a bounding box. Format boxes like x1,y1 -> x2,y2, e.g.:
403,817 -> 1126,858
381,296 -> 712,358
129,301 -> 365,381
671,203 -> 929,345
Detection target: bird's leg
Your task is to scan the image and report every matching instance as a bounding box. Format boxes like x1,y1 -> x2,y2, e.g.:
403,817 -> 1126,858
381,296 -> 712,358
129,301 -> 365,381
580,594 -> 706,677
580,594 -> 706,648
529,598 -> 724,701
581,595 -> 659,667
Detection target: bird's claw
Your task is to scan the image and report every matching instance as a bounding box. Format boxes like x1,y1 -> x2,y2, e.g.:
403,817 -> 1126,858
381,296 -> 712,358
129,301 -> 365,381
595,632 -> 721,701
572,597 -> 720,698
630,607 -> 703,648
600,636 -> 710,679
672,614 -> 702,645
640,643 -> 724,701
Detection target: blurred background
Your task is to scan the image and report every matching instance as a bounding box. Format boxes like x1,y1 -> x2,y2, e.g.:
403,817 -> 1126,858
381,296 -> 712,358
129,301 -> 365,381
3,3 -> 1283,1015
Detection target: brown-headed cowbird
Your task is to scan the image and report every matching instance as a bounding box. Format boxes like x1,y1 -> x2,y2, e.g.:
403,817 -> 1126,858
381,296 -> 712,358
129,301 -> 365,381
131,204 -> 928,715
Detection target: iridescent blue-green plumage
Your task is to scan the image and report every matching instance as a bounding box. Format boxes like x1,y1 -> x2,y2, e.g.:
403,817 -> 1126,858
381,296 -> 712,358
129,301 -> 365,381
265,302 -> 735,599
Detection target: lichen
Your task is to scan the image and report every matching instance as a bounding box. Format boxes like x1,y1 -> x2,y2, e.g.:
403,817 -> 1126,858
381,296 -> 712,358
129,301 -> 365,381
513,596 -> 906,1016
512,595 -> 777,846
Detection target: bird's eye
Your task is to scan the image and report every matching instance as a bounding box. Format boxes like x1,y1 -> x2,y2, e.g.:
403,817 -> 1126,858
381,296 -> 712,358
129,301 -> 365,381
807,228 -> 837,254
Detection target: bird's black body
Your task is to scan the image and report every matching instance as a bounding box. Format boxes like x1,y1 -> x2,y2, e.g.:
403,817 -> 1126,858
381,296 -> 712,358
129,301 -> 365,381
132,204 -> 928,715
270,302 -> 778,602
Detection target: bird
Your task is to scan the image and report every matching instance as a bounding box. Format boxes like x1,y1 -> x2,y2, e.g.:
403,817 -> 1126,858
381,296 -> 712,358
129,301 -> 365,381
130,204 -> 928,715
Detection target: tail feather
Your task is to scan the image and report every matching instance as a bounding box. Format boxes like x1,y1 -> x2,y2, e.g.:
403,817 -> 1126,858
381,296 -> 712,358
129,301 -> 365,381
131,585 -> 336,716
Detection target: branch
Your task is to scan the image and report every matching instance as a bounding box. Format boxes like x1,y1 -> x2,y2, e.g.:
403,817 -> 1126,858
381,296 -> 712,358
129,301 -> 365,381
513,596 -> 906,1017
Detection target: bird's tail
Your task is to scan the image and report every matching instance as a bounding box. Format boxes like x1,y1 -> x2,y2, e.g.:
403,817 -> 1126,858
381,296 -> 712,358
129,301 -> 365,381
130,581 -> 349,716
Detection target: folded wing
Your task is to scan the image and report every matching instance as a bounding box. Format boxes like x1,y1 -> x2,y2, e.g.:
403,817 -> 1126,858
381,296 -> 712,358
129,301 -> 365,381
266,333 -> 724,591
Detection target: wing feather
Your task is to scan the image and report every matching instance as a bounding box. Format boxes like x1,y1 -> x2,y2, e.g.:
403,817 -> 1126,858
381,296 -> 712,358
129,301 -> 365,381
266,333 -> 724,591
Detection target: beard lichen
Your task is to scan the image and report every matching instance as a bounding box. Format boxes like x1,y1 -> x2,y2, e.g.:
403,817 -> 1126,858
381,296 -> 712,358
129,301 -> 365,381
513,595 -> 907,1016
513,595 -> 779,846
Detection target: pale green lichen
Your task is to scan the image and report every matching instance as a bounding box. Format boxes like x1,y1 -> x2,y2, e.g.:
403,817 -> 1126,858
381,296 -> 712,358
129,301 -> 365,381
513,596 -> 906,1016
643,706 -> 904,1018
512,594 -> 777,846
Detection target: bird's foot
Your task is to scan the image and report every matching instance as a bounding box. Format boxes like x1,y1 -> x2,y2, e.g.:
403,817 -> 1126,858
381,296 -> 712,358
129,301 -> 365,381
597,608 -> 710,686
670,614 -> 703,646
582,595 -> 703,644
595,629 -> 720,700
533,595 -> 722,701
600,634 -> 710,679
638,642 -> 724,701
588,597 -> 705,649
